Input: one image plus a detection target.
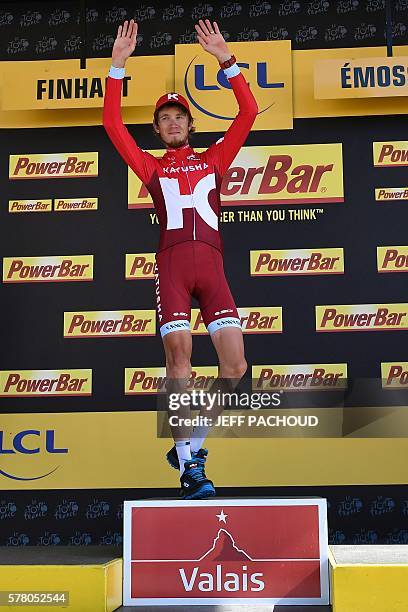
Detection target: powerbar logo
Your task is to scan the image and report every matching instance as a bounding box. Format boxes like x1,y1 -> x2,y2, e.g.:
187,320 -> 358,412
316,304 -> 408,331
191,307 -> 283,335
250,248 -> 344,276
381,362 -> 408,389
8,199 -> 98,212
377,247 -> 408,273
9,153 -> 98,179
128,143 -> 344,207
125,366 -> 218,394
0,370 -> 92,397
54,198 -> 98,211
64,310 -> 156,337
9,199 -> 52,213
252,364 -> 347,391
373,142 -> 408,167
126,254 -> 156,280
3,256 -> 93,283
375,188 -> 408,201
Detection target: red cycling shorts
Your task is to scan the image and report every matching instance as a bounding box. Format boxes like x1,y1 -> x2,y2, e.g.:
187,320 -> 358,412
154,241 -> 241,337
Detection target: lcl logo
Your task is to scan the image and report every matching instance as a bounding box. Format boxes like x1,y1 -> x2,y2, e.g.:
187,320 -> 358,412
0,430 -> 67,481
184,58 -> 282,120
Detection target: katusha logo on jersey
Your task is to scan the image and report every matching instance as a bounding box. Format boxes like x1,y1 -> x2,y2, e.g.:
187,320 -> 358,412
64,311 -> 156,338
128,143 -> 343,208
9,153 -> 98,179
381,362 -> 408,389
0,370 -> 92,397
377,247 -> 408,273
125,254 -> 156,280
3,255 -> 93,283
316,304 -> 408,331
124,499 -> 328,605
251,248 -> 344,276
252,364 -> 348,391
125,366 -> 218,394
373,142 -> 408,167
191,307 -> 283,334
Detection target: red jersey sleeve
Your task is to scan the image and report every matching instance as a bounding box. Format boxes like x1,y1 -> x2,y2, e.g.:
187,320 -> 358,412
205,69 -> 258,176
103,75 -> 156,185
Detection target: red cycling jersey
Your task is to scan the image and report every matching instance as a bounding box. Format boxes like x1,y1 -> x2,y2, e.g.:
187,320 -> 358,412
103,66 -> 258,253
103,63 -> 258,336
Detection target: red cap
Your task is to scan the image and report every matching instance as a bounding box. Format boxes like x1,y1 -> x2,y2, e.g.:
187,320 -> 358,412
155,92 -> 191,116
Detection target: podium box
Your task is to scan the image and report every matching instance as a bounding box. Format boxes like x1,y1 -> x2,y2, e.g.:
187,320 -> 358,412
0,546 -> 122,612
124,498 -> 329,606
330,544 -> 408,612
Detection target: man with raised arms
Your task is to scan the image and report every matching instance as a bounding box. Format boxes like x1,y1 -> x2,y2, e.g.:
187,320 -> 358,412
103,18 -> 258,499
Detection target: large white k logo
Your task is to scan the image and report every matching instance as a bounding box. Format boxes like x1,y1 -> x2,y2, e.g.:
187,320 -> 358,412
159,173 -> 218,231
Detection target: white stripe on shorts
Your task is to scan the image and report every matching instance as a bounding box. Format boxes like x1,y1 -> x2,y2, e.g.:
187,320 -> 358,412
160,319 -> 190,338
207,317 -> 241,335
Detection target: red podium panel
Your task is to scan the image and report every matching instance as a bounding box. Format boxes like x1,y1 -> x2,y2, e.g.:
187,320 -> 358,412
123,498 -> 329,606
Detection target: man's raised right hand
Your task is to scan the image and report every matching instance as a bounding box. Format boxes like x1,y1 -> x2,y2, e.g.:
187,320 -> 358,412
112,19 -> 138,69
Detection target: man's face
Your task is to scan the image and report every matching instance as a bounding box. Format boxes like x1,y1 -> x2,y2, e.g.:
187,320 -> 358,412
154,104 -> 192,148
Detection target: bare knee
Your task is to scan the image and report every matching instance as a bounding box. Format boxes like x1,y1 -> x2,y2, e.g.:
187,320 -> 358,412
167,350 -> 190,377
220,358 -> 247,381
164,333 -> 192,378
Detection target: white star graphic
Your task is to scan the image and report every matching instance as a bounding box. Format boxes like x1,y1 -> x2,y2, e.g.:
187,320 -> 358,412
216,509 -> 228,523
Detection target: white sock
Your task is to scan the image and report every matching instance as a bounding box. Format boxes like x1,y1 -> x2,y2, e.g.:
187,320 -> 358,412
190,425 -> 210,453
175,440 -> 191,476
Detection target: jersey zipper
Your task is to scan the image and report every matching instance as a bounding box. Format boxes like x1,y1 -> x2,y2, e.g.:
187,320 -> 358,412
185,168 -> 196,241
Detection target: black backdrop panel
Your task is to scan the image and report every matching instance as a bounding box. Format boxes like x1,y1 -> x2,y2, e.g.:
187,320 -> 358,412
1,114 -> 407,412
0,485 -> 408,546
0,0 -> 406,61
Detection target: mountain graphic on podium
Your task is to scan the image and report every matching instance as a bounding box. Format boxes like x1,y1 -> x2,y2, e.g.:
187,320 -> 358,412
199,528 -> 252,562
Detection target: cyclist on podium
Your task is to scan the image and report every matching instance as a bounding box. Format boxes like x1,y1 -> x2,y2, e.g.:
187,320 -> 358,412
104,18 -> 258,499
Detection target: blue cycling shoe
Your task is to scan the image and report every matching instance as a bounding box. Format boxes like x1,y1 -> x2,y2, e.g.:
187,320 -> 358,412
166,446 -> 208,470
180,455 -> 215,500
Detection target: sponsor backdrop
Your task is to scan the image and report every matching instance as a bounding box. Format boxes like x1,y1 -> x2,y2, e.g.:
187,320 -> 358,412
1,3 -> 408,544
0,0 -> 406,61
